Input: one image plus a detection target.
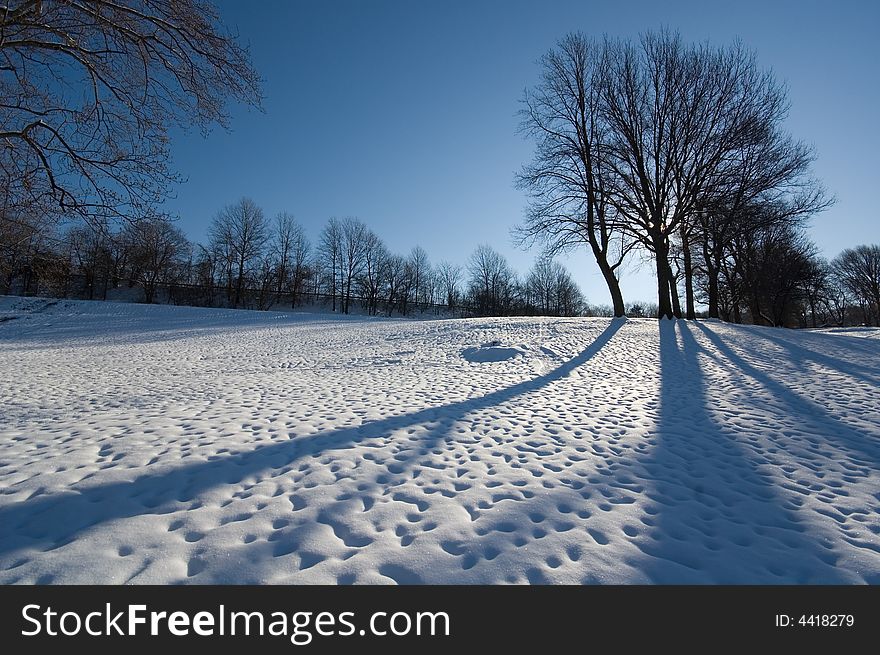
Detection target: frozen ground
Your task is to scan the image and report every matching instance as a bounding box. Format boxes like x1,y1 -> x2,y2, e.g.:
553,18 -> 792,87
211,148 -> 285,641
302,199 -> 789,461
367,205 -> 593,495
1,297 -> 878,584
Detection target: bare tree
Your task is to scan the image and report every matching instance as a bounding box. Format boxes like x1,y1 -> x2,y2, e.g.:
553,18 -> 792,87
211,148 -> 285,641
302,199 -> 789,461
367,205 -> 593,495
208,197 -> 268,308
359,229 -> 387,316
552,265 -> 586,316
254,251 -> 275,310
467,244 -> 514,316
517,33 -> 631,317
319,218 -> 342,311
340,217 -> 368,314
267,211 -> 310,308
273,212 -> 295,294
408,245 -> 430,311
525,254 -> 585,316
193,243 -> 219,306
526,253 -> 556,315
0,0 -> 261,228
798,256 -> 834,328
383,253 -> 406,317
125,218 -> 190,303
0,199 -> 56,294
693,114 -> 830,319
290,223 -> 310,309
727,217 -> 817,327
598,31 -> 824,318
832,245 -> 880,326
436,260 -> 462,311
66,222 -> 113,300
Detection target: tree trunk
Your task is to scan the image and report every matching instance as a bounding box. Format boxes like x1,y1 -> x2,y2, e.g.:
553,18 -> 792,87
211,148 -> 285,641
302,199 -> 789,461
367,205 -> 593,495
669,264 -> 682,318
598,260 -> 626,317
330,262 -> 336,312
654,236 -> 673,319
387,291 -> 395,317
234,257 -> 245,308
587,227 -> 626,317
700,223 -> 724,319
873,288 -> 880,327
751,297 -> 769,326
707,267 -> 719,319
681,233 -> 696,320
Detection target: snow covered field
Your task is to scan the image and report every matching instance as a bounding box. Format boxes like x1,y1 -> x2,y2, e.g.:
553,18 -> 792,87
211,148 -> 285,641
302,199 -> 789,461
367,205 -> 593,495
1,297 -> 878,584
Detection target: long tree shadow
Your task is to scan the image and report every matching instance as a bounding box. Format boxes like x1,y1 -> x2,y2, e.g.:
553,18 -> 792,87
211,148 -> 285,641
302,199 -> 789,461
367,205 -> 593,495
0,320 -> 625,560
694,322 -> 880,467
629,321 -> 851,583
745,326 -> 880,388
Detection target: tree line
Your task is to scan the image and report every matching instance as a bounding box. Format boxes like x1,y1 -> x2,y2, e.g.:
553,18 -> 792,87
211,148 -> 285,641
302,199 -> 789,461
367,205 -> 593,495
516,29 -> 878,327
0,197 -> 591,318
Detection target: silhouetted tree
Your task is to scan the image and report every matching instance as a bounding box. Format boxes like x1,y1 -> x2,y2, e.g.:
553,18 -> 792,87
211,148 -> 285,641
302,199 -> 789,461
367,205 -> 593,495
126,218 -> 190,303
408,246 -> 431,311
600,31 -> 826,318
0,0 -> 261,228
730,219 -> 817,327
340,218 -> 368,314
358,230 -> 387,316
517,33 -> 630,317
436,261 -> 463,311
383,254 -> 407,317
319,218 -> 342,312
66,223 -> 113,300
832,245 -> 880,326
467,244 -> 514,316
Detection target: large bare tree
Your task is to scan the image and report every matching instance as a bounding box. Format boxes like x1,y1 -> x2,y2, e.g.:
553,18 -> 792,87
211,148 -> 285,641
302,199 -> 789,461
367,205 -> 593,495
0,0 -> 261,227
517,33 -> 631,317
598,31 -> 826,318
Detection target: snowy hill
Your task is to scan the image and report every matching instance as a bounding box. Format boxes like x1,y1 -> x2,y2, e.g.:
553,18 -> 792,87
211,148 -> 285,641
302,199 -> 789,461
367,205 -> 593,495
1,297 -> 878,584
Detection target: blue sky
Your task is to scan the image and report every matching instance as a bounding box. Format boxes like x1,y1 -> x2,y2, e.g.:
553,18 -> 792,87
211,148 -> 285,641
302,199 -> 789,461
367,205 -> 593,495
164,0 -> 880,305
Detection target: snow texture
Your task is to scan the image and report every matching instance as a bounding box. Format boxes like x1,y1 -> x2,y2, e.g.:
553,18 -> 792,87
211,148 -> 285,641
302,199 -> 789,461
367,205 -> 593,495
1,297 -> 878,584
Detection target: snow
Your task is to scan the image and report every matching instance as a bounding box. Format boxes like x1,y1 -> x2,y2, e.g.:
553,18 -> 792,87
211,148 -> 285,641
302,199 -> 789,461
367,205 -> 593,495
1,297 -> 878,584
812,326 -> 880,339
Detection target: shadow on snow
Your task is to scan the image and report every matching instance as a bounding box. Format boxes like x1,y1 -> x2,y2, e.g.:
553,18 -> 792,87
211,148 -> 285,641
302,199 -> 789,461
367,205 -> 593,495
0,321 -> 625,560
627,321 -> 861,583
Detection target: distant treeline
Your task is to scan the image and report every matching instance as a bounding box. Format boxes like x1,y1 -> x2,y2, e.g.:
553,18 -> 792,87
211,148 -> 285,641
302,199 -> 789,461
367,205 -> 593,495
0,198 -> 595,318
2,200 -> 877,326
